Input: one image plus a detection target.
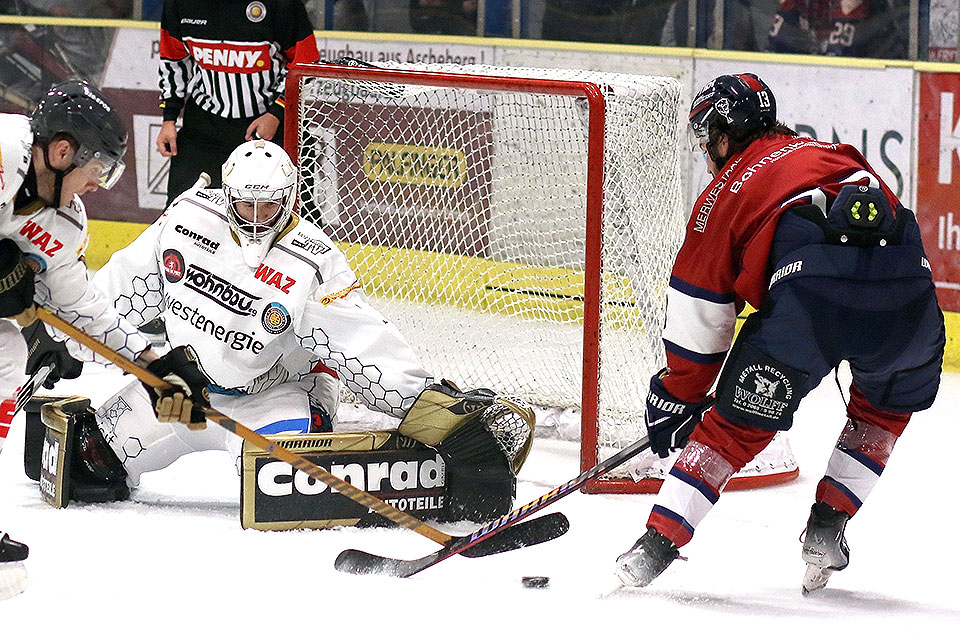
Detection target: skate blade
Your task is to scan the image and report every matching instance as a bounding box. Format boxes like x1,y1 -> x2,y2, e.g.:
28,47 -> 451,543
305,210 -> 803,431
616,560 -> 646,588
801,564 -> 833,596
0,562 -> 28,601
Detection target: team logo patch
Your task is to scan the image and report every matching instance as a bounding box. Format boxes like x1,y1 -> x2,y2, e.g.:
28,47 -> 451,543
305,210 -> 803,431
246,1 -> 266,22
715,97 -> 731,121
261,302 -> 291,334
716,342 -> 808,430
162,249 -> 185,283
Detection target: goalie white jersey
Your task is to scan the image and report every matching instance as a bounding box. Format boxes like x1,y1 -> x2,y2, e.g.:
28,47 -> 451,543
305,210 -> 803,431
93,186 -> 433,417
0,113 -> 149,365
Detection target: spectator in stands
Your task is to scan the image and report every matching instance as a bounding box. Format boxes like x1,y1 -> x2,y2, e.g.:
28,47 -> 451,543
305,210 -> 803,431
409,0 -> 477,36
541,0 -> 675,45
1,0 -> 132,18
156,0 -> 319,206
766,0 -> 908,58
304,0 -> 369,31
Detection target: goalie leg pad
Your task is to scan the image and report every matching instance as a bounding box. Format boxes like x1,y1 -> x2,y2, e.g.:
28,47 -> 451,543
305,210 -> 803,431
241,430 -> 446,530
35,397 -> 129,507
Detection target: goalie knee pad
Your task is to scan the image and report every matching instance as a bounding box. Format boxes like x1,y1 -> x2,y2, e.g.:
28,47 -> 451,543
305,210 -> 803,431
26,396 -> 129,507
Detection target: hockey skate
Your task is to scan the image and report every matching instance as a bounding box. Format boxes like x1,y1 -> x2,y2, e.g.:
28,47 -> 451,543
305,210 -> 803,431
616,527 -> 681,587
800,502 -> 850,595
0,532 -> 29,601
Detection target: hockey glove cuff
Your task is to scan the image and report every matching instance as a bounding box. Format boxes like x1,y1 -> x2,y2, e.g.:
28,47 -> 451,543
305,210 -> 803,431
22,320 -> 83,389
143,346 -> 211,430
645,369 -> 711,458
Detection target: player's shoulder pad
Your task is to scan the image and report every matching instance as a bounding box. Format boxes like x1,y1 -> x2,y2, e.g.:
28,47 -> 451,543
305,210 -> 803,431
277,215 -> 338,260
56,196 -> 90,242
167,187 -> 228,221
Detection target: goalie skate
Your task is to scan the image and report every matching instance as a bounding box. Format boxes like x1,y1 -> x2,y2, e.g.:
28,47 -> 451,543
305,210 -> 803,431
800,502 -> 850,595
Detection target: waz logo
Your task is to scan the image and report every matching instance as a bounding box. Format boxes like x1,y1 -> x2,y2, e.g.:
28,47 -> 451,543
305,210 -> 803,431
255,263 -> 295,293
19,220 -> 63,257
182,263 -> 261,316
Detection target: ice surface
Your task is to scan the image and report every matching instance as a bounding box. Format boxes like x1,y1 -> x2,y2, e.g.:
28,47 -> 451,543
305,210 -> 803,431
1,367 -> 958,636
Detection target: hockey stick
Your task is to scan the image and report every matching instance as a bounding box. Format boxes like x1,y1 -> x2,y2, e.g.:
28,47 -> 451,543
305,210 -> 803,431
335,434 -> 654,577
14,364 -> 53,416
36,308 -> 567,558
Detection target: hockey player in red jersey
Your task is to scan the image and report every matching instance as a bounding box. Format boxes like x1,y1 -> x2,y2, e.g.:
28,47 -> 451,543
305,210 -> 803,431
615,74 -> 944,593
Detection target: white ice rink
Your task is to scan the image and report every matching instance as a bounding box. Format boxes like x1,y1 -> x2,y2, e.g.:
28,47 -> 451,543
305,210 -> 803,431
1,367 -> 958,636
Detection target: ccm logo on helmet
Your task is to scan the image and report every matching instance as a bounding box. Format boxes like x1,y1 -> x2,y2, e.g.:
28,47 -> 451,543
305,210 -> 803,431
244,184 -> 270,190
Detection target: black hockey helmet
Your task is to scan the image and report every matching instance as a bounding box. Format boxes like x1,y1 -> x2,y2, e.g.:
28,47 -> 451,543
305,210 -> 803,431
688,73 -> 776,144
30,80 -> 127,190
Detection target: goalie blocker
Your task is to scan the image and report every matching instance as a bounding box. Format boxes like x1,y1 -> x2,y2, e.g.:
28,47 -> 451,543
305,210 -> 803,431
243,381 -> 535,530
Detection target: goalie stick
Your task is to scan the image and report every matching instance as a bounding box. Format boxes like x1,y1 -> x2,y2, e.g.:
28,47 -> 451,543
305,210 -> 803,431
36,308 -> 567,558
334,434 -> 654,577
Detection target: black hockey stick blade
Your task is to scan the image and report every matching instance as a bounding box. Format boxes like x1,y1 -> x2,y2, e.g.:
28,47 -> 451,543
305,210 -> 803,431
459,511 -> 569,557
335,511 -> 570,577
335,435 -> 654,578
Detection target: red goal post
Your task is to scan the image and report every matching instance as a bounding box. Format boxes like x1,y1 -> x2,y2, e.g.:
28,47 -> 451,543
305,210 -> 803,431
283,61 -> 798,493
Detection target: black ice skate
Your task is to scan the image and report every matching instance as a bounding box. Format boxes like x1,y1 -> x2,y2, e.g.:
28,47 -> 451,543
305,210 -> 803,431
800,501 -> 850,595
0,531 -> 29,601
616,527 -> 681,587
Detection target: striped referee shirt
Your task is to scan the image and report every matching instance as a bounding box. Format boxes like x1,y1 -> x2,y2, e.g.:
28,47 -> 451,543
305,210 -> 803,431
159,0 -> 318,122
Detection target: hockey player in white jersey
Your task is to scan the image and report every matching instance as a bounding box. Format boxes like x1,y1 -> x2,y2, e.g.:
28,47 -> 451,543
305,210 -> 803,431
0,80 -> 209,601
79,139 -> 533,522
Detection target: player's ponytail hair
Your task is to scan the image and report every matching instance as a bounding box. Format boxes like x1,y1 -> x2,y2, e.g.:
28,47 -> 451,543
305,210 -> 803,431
719,120 -> 798,156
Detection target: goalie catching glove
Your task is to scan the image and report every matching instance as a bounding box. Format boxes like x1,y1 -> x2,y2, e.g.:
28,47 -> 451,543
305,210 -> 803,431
142,346 -> 211,430
399,380 -> 535,521
646,368 -> 713,458
399,379 -> 535,474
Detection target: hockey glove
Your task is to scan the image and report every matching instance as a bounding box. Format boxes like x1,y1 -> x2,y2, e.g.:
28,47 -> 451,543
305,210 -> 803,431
143,346 -> 211,430
645,369 -> 711,458
22,320 -> 83,389
0,238 -> 35,320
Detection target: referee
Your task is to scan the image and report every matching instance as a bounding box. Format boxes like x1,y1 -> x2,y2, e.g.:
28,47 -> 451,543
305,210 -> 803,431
156,0 -> 319,206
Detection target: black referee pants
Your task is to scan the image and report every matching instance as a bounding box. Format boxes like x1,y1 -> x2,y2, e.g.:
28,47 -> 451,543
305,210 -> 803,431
165,100 -> 284,206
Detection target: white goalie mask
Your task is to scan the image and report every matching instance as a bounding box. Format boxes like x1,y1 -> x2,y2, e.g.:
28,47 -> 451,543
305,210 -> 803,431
222,139 -> 297,267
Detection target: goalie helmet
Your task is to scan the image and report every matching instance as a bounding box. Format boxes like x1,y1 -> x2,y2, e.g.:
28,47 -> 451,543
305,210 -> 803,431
30,79 -> 127,190
221,140 -> 297,267
688,73 -> 776,145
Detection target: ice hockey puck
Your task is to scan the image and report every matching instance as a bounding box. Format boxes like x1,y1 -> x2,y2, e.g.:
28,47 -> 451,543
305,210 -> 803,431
522,576 -> 550,589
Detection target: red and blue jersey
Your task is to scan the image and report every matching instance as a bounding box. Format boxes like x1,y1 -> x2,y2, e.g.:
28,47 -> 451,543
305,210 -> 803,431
662,133 -> 899,401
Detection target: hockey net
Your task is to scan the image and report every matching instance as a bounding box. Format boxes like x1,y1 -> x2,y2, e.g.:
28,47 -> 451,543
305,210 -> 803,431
285,61 -> 798,492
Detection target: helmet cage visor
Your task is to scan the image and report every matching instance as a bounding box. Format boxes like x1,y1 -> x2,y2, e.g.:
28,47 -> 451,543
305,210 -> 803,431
225,185 -> 294,243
